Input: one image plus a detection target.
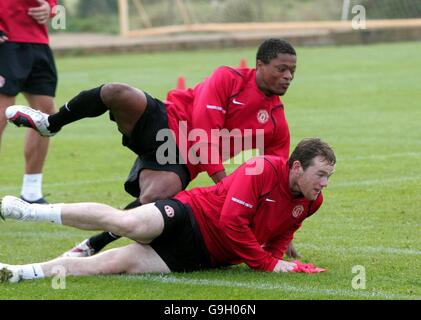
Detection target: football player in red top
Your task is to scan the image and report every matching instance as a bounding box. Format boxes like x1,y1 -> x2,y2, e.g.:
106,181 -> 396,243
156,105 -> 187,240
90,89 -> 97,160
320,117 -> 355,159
0,0 -> 58,204
0,138 -> 336,282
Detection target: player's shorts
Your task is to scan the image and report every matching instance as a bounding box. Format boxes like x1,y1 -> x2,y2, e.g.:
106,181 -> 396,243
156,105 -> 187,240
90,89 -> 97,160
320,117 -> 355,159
151,199 -> 212,272
117,92 -> 191,197
0,42 -> 57,97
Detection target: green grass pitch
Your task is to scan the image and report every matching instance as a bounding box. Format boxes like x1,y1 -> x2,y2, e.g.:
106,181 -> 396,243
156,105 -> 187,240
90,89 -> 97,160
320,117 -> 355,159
0,41 -> 420,300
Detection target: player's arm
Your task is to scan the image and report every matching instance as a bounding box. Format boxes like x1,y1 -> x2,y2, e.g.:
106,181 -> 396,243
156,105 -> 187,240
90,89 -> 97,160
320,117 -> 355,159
190,67 -> 238,180
210,170 -> 227,183
218,159 -> 286,272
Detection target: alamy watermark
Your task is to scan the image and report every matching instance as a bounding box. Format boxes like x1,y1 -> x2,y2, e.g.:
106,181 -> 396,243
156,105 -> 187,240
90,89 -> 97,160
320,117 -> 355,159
51,5 -> 66,30
155,122 -> 266,175
351,265 -> 366,289
342,0 -> 367,30
51,265 -> 66,290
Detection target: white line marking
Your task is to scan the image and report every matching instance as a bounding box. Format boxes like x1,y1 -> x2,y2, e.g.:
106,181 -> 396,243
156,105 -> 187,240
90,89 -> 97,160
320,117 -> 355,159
128,274 -> 418,300
0,177 -> 125,193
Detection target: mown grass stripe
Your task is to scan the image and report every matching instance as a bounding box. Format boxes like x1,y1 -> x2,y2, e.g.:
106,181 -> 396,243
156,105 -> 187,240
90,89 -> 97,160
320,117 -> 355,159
299,244 -> 421,256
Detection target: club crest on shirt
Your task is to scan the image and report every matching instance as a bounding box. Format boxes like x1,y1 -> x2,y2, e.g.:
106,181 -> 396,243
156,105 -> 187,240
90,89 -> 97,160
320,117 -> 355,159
164,205 -> 175,218
257,109 -> 269,124
292,205 -> 305,218
0,75 -> 5,88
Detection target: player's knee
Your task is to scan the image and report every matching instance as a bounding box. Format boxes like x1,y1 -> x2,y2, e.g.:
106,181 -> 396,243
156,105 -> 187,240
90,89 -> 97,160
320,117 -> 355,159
101,82 -> 132,106
120,213 -> 157,242
117,215 -> 140,238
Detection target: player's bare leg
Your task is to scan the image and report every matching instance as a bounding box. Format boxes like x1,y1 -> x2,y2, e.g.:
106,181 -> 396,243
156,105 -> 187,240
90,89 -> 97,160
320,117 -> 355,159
0,243 -> 170,283
41,243 -> 170,277
22,94 -> 55,174
0,196 -> 164,244
0,94 -> 16,153
61,202 -> 164,243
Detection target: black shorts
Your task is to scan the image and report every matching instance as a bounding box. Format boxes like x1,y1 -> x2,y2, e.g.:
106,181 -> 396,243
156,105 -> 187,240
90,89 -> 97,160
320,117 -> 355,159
116,92 -> 191,197
0,42 -> 57,97
151,199 -> 211,272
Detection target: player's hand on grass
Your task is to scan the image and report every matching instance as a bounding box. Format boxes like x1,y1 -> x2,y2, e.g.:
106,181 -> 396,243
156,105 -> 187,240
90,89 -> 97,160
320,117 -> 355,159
286,241 -> 302,259
273,259 -> 296,273
28,0 -> 51,25
0,31 -> 8,43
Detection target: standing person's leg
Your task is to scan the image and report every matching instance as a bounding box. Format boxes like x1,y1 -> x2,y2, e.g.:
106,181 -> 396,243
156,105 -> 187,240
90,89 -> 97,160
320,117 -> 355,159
0,243 -> 170,283
20,93 -> 55,203
0,94 -> 16,151
0,42 -> 18,151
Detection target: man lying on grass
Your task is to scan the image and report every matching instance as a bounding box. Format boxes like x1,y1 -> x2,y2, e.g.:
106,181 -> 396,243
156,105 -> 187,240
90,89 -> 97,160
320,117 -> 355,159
0,138 -> 335,283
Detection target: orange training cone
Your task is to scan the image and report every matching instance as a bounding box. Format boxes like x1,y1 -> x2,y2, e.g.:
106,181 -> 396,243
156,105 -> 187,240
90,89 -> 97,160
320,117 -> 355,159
176,75 -> 186,90
239,58 -> 247,68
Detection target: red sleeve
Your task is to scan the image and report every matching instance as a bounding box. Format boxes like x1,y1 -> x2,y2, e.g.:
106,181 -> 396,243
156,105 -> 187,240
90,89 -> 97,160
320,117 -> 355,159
48,0 -> 58,17
218,158 -> 279,271
190,67 -> 239,177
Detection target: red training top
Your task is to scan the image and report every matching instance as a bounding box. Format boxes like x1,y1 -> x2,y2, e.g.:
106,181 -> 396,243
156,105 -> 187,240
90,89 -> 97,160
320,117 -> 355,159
165,66 -> 290,180
175,156 -> 323,272
0,0 -> 57,44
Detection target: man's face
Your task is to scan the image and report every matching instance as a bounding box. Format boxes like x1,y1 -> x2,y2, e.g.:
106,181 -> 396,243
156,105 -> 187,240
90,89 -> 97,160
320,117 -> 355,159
256,53 -> 297,96
292,156 -> 335,201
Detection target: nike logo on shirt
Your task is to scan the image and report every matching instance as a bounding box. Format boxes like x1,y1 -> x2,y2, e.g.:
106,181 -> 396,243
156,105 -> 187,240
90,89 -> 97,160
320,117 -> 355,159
232,99 -> 245,105
265,198 -> 276,203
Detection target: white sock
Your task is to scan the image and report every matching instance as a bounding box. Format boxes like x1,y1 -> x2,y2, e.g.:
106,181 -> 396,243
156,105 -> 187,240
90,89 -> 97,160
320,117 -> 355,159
9,264 -> 45,280
21,173 -> 43,201
32,203 -> 63,224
